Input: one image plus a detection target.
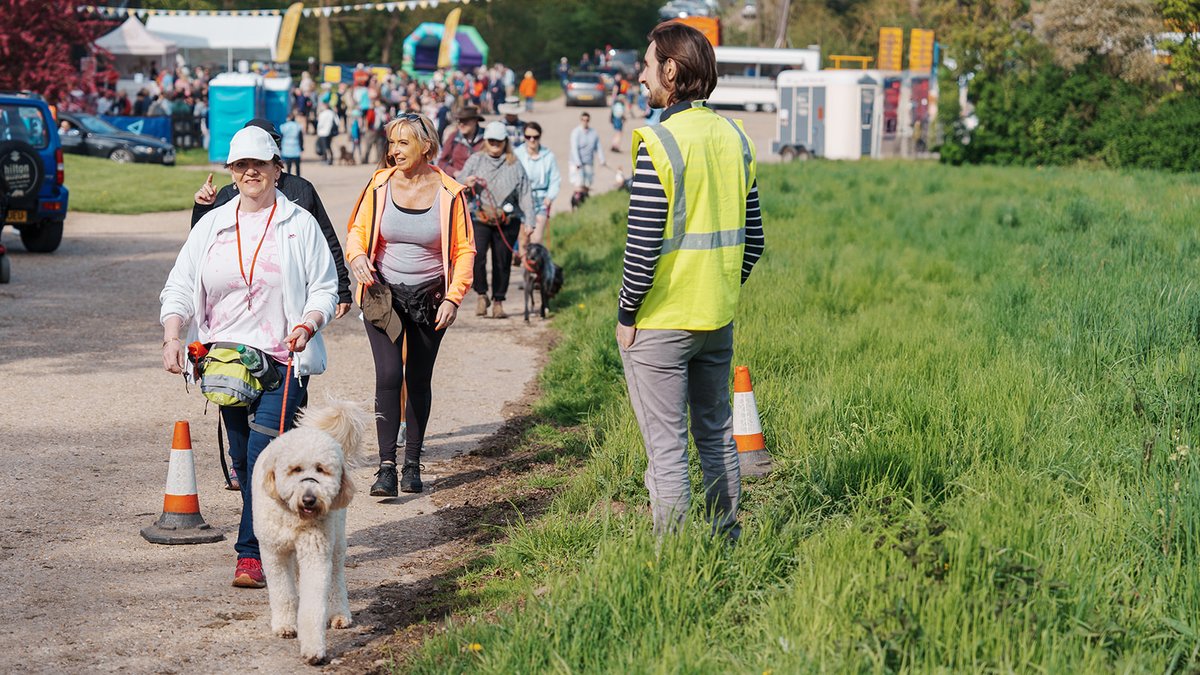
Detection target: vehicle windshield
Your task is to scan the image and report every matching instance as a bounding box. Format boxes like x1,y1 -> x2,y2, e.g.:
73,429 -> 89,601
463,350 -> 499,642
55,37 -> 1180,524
74,114 -> 123,135
571,73 -> 603,83
0,104 -> 49,149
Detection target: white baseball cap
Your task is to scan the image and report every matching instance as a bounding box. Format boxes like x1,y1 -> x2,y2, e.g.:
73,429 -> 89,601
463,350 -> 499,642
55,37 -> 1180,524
227,126 -> 279,162
483,121 -> 508,141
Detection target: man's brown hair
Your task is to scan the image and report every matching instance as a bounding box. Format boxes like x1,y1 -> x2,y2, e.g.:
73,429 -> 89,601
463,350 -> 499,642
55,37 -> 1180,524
647,22 -> 718,103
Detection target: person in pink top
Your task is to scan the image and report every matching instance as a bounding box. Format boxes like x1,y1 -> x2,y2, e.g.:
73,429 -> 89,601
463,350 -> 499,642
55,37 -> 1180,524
159,126 -> 338,589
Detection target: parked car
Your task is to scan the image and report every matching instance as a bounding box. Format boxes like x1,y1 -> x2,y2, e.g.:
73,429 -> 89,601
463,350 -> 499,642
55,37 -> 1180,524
57,112 -> 176,165
564,72 -> 608,107
607,49 -> 640,78
0,90 -> 68,253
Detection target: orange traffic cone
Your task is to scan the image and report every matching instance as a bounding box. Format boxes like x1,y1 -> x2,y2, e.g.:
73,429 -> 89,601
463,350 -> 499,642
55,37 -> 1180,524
141,421 -> 225,545
733,366 -> 773,477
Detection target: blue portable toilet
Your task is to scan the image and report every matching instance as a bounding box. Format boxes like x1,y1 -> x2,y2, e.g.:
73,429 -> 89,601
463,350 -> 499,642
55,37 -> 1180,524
263,77 -> 292,133
208,73 -> 264,163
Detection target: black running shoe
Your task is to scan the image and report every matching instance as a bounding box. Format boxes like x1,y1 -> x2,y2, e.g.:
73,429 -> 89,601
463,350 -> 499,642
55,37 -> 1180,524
400,462 -> 424,493
370,462 -> 398,497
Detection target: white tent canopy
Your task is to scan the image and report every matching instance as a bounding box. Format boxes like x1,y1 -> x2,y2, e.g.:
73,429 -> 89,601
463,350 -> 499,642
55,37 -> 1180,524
94,16 -> 177,76
146,15 -> 282,71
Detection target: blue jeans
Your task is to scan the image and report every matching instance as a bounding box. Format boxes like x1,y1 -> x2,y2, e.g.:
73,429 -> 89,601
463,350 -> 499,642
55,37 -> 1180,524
221,360 -> 308,560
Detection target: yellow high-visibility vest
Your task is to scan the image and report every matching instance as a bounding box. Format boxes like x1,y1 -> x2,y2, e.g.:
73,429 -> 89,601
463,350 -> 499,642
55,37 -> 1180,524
631,102 -> 757,330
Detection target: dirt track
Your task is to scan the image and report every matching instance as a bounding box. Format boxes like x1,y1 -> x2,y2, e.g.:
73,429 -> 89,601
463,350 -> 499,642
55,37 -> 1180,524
0,97 -> 777,673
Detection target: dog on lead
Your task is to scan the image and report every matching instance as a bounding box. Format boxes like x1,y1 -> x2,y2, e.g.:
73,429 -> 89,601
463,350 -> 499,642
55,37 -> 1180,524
523,242 -> 564,322
251,399 -> 372,665
337,146 -> 356,166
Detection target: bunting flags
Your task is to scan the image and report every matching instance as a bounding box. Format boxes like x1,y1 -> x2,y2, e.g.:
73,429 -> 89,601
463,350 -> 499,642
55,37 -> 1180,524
75,0 -> 479,19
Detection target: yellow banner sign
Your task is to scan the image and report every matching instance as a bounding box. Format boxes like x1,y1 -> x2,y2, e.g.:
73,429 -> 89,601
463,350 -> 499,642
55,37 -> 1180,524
909,29 -> 935,71
878,27 -> 903,71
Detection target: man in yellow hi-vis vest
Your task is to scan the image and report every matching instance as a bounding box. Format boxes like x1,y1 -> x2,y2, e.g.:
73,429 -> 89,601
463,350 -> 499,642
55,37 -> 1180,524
617,22 -> 765,541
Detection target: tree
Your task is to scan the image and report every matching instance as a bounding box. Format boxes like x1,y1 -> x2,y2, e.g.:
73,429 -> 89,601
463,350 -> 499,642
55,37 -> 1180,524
0,0 -> 115,104
1158,0 -> 1200,89
1031,0 -> 1162,82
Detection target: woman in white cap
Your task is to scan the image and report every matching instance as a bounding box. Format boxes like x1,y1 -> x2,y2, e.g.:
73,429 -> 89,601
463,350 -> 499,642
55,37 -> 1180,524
459,120 -> 534,319
159,125 -> 338,590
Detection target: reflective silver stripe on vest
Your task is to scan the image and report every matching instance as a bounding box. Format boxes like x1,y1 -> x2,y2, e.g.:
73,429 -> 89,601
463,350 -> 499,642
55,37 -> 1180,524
723,117 -> 755,191
649,123 -> 689,253
653,119 -> 752,255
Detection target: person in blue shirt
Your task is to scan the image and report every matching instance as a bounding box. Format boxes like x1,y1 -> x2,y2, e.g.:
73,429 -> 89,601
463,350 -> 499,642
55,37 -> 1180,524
513,121 -> 561,252
279,112 -> 303,177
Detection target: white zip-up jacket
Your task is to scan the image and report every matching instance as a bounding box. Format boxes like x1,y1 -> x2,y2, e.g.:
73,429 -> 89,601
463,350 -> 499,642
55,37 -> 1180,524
160,191 -> 338,377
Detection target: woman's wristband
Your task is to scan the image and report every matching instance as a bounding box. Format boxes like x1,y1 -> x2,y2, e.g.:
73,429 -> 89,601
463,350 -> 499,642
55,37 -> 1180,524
292,323 -> 315,339
162,337 -> 181,348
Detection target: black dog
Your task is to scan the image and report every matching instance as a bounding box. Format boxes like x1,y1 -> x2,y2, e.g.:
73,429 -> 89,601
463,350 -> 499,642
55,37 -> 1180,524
523,243 -> 563,322
570,185 -> 589,211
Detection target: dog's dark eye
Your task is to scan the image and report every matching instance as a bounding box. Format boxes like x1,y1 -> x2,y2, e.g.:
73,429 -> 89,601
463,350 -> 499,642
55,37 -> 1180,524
315,464 -> 331,475
288,466 -> 303,475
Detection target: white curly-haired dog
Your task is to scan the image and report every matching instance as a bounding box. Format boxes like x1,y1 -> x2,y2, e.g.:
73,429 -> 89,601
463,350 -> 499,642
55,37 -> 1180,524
251,399 -> 371,665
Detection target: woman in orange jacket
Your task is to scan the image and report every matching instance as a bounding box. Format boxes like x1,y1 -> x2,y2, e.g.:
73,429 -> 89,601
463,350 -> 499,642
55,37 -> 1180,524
345,113 -> 476,497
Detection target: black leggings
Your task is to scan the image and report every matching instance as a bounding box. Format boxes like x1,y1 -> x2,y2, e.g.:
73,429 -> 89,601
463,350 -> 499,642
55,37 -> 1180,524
364,305 -> 446,464
472,220 -> 520,301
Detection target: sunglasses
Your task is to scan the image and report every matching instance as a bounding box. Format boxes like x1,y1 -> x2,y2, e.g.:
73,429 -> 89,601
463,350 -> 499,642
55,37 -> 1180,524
524,134 -> 541,140
395,112 -> 423,121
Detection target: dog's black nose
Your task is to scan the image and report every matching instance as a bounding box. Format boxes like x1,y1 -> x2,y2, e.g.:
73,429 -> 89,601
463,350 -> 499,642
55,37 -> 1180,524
301,494 -> 317,508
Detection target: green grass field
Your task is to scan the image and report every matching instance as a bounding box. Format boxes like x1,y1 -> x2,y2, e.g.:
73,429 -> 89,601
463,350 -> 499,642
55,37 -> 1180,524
66,154 -> 217,214
397,161 -> 1200,672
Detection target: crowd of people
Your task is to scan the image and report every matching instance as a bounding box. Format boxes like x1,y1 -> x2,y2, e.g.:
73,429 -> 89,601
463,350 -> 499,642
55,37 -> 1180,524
158,24 -> 765,592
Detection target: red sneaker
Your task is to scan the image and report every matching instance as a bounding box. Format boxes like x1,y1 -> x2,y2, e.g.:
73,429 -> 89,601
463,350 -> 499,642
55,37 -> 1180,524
232,557 -> 266,588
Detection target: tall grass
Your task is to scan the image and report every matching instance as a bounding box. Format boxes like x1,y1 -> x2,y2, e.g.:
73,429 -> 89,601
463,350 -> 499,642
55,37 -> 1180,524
403,162 -> 1200,672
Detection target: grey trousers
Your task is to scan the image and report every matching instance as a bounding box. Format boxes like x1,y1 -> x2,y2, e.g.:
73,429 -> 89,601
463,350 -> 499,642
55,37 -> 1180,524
620,323 -> 741,540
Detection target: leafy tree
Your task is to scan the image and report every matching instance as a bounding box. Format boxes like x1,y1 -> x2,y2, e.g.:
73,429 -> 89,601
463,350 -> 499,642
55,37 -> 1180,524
1031,0 -> 1161,82
1157,0 -> 1200,89
0,0 -> 116,104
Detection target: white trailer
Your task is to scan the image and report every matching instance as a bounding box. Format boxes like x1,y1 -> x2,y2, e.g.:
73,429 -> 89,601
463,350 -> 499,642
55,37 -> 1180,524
708,46 -> 821,113
773,69 -> 885,160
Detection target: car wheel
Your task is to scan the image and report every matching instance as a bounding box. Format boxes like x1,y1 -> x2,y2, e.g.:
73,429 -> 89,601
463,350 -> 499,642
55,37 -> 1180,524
797,147 -> 811,161
109,147 -> 134,163
763,103 -> 777,113
743,103 -> 759,113
780,146 -> 797,162
0,253 -> 10,283
20,220 -> 63,253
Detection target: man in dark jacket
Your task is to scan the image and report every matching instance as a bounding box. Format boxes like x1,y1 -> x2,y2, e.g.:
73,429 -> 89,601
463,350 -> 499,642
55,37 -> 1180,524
190,118 -> 352,319
437,105 -> 485,177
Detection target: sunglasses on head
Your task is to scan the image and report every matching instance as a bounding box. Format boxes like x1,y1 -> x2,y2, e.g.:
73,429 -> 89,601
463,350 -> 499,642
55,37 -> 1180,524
395,112 -> 422,121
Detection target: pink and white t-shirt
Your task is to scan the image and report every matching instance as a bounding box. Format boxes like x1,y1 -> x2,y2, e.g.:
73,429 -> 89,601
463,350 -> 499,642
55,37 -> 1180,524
200,208 -> 289,363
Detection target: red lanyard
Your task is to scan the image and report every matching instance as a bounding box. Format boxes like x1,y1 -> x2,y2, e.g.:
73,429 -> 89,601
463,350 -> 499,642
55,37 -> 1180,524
235,200 -> 278,310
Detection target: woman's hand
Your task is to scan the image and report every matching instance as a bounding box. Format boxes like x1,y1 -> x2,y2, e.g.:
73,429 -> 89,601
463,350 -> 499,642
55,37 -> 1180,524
194,173 -> 216,206
285,326 -> 311,353
349,254 -> 377,287
162,337 -> 186,373
462,175 -> 479,189
434,300 -> 458,330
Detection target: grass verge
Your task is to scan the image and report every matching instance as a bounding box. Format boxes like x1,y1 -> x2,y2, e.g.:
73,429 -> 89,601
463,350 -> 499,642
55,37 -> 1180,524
67,154 -> 221,214
387,161 -> 1200,672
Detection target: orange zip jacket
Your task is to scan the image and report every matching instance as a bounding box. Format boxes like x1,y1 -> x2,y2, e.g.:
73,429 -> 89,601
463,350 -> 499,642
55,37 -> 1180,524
345,165 -> 476,307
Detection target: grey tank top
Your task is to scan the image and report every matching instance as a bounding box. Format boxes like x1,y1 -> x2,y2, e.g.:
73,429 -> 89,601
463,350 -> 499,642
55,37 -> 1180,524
377,182 -> 443,286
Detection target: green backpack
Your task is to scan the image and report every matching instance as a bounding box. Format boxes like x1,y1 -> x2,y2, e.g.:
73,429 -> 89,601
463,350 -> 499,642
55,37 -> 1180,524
199,346 -> 262,407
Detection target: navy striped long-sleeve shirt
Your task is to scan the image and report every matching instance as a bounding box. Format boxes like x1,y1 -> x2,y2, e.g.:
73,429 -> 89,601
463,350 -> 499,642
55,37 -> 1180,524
617,142 -> 765,327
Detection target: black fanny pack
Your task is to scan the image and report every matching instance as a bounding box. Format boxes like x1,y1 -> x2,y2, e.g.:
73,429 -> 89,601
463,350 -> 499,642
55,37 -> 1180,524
389,276 -> 445,326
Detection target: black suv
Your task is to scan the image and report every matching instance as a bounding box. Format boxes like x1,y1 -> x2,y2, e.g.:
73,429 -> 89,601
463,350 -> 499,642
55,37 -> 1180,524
0,91 -> 68,252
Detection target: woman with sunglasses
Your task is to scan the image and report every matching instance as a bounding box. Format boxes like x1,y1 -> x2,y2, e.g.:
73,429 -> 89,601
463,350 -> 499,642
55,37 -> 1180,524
459,121 -> 534,319
346,113 -> 476,497
514,121 -> 561,250
160,126 -> 339,589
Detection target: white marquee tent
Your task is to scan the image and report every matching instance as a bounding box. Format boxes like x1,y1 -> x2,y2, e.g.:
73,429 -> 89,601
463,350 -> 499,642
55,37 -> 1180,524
93,16 -> 177,75
146,15 -> 283,71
